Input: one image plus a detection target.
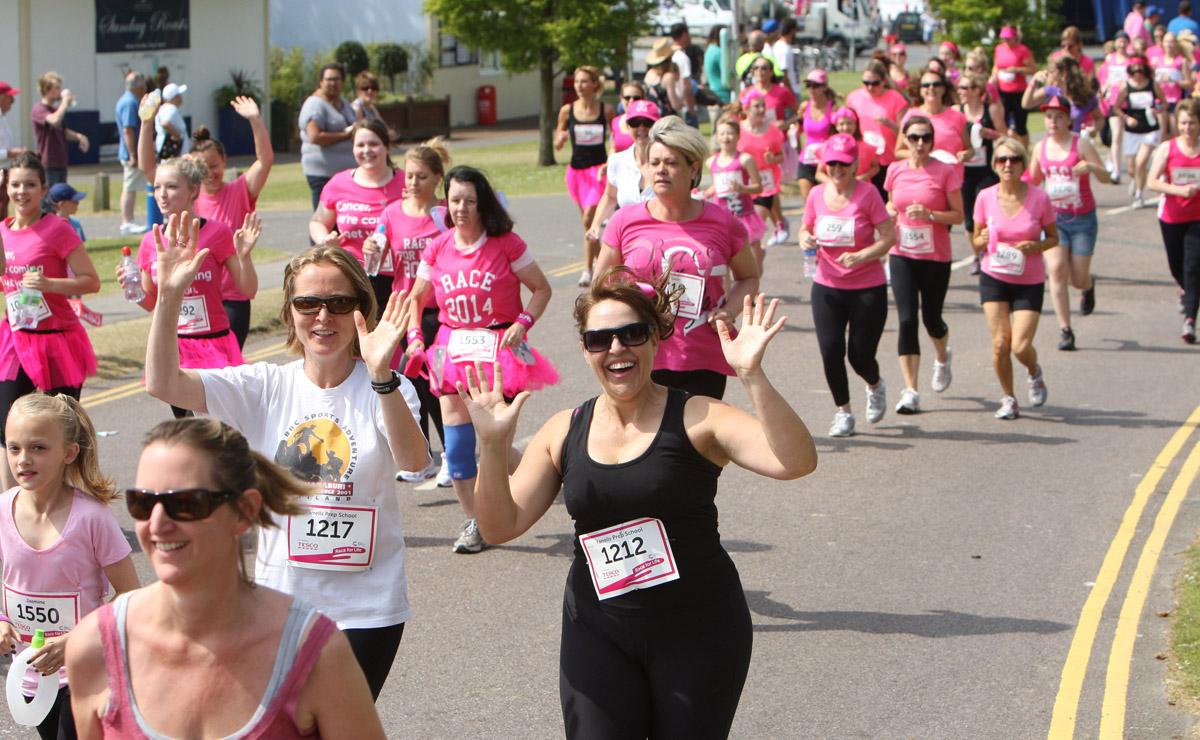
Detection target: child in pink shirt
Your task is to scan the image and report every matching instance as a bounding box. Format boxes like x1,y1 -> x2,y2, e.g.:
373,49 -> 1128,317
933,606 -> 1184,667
0,394 -> 138,738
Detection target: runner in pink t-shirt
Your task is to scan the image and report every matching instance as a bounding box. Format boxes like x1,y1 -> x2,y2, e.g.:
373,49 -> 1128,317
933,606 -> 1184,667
800,133 -> 895,437
846,60 -> 909,198
0,393 -> 137,737
705,115 -> 766,268
970,139 -> 1059,420
993,30 -> 1037,138
1147,100 -> 1200,341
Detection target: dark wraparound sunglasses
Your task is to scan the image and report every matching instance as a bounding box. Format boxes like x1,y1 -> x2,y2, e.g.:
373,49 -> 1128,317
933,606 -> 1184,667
921,81 -> 945,88
862,79 -> 882,86
906,133 -> 934,143
291,295 -> 359,315
627,117 -> 655,128
581,322 -> 652,352
995,155 -> 1023,165
126,488 -> 240,521
622,94 -> 643,101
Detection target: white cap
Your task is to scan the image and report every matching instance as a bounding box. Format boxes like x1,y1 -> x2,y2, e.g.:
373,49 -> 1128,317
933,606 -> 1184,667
162,83 -> 187,100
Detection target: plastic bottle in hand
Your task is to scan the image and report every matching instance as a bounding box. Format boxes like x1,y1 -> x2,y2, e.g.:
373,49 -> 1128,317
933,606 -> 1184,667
6,629 -> 58,726
120,246 -> 145,303
803,248 -> 817,279
12,268 -> 45,330
363,224 -> 386,276
138,90 -> 161,121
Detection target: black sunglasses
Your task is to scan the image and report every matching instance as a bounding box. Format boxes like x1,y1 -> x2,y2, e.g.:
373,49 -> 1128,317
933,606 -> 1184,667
862,79 -> 882,86
995,155 -> 1023,165
291,295 -> 359,315
804,81 -> 824,88
921,81 -> 945,88
581,322 -> 652,352
126,488 -> 239,522
627,117 -> 655,128
360,85 -> 379,91
906,133 -> 934,143
622,94 -> 643,101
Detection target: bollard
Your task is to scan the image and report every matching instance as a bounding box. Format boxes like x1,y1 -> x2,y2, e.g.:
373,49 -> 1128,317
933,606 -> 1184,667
93,172 -> 110,212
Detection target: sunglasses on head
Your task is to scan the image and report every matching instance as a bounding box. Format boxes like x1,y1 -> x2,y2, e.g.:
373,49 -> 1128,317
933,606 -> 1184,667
906,132 -> 934,143
921,81 -> 945,88
126,487 -> 239,522
291,294 -> 359,315
627,117 -> 655,128
581,322 -> 652,352
995,155 -> 1023,165
862,78 -> 882,86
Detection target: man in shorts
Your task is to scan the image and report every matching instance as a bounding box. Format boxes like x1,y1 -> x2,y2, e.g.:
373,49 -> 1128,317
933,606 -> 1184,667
115,71 -> 149,235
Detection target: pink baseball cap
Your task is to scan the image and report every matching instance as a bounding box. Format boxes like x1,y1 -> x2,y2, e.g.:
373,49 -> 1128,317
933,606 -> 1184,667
821,133 -> 858,165
624,99 -> 661,122
999,26 -> 1018,40
806,68 -> 828,85
890,43 -> 907,55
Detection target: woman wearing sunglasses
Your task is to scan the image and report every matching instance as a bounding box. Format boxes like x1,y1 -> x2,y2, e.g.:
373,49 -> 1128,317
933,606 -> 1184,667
971,138 -> 1059,419
1027,95 -> 1110,352
816,107 -> 881,183
956,73 -> 1004,276
455,268 -> 815,738
846,60 -> 909,198
1116,56 -> 1165,207
66,417 -> 386,738
800,134 -> 896,436
596,116 -> 760,401
1146,97 -> 1200,343
587,99 -> 659,247
145,229 -> 430,700
887,44 -> 912,99
885,116 -> 964,415
404,165 -> 556,554
610,81 -> 647,153
351,71 -> 398,144
895,69 -> 972,171
797,69 -> 838,208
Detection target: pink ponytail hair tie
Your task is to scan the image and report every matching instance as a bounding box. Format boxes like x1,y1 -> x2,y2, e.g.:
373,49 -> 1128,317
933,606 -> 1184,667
635,282 -> 657,298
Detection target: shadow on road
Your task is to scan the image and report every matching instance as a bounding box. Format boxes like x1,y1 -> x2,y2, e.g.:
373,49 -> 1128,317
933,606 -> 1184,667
745,590 -> 1070,636
1092,338 -> 1200,356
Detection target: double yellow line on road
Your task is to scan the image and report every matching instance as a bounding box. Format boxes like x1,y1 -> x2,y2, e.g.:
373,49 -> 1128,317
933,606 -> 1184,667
1049,403 -> 1200,738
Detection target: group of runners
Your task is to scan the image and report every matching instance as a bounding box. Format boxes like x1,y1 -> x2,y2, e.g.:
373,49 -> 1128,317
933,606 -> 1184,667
1,16 -> 1199,738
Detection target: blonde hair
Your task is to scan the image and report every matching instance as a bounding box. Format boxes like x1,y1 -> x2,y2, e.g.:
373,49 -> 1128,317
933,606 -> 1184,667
38,71 -> 63,95
992,136 -> 1030,169
575,65 -> 603,85
280,246 -> 377,359
965,48 -> 990,73
648,115 -> 709,187
10,394 -> 115,503
405,136 -> 452,179
159,155 -> 209,192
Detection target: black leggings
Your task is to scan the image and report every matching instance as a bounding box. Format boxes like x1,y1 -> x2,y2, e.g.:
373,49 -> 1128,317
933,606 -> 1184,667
37,687 -> 75,740
222,299 -> 252,349
0,367 -> 81,444
1160,219 -> 1200,320
1000,90 -> 1029,137
870,166 -> 889,203
889,255 -> 951,356
811,282 -> 888,407
650,369 -> 727,400
962,166 -> 998,232
559,590 -> 752,739
343,622 -> 406,701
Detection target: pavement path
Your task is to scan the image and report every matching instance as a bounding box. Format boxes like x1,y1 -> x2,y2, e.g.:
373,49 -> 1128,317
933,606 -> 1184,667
2,167 -> 1200,738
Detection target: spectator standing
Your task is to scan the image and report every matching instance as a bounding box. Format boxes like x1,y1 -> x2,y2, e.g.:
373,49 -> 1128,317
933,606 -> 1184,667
154,83 -> 190,160
1127,0 -> 1151,42
115,72 -> 148,235
670,23 -> 700,126
1169,0 -> 1200,36
0,80 -> 26,220
299,63 -> 358,212
772,17 -> 802,97
703,26 -> 733,104
30,72 -> 89,186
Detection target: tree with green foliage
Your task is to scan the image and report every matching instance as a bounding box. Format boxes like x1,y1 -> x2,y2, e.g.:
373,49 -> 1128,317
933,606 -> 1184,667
335,41 -> 371,80
931,0 -> 1062,62
425,0 -> 658,166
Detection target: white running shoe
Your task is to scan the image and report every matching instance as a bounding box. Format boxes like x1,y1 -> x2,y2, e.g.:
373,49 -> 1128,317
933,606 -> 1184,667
453,518 -> 486,554
436,455 -> 452,487
396,458 -> 437,483
829,410 -> 856,437
995,395 -> 1019,420
1028,366 -> 1048,407
1133,193 -> 1146,209
577,269 -> 592,287
931,350 -> 952,393
895,387 -> 920,415
119,222 -> 148,235
865,379 -> 886,423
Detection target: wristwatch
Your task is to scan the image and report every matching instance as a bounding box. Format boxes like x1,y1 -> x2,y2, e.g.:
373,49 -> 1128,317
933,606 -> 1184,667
371,370 -> 404,395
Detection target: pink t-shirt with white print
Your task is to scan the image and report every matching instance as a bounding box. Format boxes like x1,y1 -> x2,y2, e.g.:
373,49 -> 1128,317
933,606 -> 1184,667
195,175 -> 256,302
417,229 -> 534,328
1,215 -> 83,332
138,219 -> 236,335
320,168 -> 406,275
804,181 -> 889,291
973,184 -> 1055,285
602,201 -> 748,376
0,487 -> 131,693
885,158 -> 964,262
382,202 -> 443,295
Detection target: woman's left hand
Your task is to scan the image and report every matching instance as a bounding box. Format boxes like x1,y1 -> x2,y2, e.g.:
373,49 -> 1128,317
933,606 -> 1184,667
501,322 -> 526,349
355,290 -> 409,377
233,212 -> 262,258
716,293 -> 785,375
1016,240 -> 1042,254
20,269 -> 51,291
836,251 -> 863,268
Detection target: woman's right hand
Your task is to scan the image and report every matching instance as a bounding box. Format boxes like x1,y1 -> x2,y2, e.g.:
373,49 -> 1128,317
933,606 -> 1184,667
320,231 -> 344,249
457,363 -> 531,444
800,232 -> 818,250
153,212 -> 206,296
0,621 -> 18,655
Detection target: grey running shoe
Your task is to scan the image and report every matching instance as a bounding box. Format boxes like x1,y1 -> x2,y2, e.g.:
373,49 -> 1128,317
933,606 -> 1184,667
995,395 -> 1019,420
931,350 -> 952,393
1028,367 -> 1048,407
453,518 -> 486,554
829,410 -> 856,437
1057,327 -> 1076,351
865,380 -> 886,424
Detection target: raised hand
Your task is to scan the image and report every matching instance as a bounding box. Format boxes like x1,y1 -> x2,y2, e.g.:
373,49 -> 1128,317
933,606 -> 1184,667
355,290 -> 409,377
457,362 -> 530,444
230,95 -> 261,120
153,211 -> 206,295
234,212 -> 262,257
716,293 -> 785,376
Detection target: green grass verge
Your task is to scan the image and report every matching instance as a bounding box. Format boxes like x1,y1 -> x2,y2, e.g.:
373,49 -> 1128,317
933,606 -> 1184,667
1168,540 -> 1200,714
84,235 -> 286,297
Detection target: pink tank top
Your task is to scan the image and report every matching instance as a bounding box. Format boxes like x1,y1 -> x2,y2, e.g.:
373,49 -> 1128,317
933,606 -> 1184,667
800,99 -> 835,164
708,155 -> 755,216
1161,138 -> 1200,224
97,594 -> 335,739
1038,135 -> 1096,216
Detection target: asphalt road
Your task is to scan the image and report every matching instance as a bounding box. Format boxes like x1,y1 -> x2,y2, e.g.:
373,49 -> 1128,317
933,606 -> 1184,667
2,170 -> 1199,738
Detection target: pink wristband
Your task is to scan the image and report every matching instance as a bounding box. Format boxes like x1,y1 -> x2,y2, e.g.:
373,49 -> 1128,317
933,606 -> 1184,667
407,328 -> 423,344
516,311 -> 535,330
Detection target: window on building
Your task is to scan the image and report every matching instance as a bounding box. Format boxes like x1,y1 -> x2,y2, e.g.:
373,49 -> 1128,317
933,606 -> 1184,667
439,28 -> 478,67
480,50 -> 502,74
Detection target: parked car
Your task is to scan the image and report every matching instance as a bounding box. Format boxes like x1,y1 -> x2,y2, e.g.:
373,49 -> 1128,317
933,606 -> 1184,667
891,11 -> 923,43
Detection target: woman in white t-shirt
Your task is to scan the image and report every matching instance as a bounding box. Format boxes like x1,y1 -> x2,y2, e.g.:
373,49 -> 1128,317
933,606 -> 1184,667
143,222 -> 429,702
586,99 -> 660,245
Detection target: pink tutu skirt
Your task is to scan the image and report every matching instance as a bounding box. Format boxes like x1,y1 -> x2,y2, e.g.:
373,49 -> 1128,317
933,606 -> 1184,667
739,209 -> 767,244
565,164 -> 606,209
425,325 -> 559,397
179,330 -> 244,370
0,322 -> 97,389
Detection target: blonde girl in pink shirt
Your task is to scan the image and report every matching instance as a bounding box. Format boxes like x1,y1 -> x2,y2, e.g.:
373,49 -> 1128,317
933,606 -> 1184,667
0,393 -> 138,739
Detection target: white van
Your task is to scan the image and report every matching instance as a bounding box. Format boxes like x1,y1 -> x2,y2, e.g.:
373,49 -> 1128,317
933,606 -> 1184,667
651,0 -> 735,37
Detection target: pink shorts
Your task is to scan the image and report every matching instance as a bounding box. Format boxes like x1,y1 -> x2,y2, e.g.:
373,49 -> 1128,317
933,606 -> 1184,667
565,164 -> 606,210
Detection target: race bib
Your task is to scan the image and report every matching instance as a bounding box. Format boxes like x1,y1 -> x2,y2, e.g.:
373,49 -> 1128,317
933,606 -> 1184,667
177,295 -> 211,334
5,292 -> 51,329
579,518 -> 680,600
1107,65 -> 1128,84
760,168 -> 777,192
815,215 -> 855,247
990,242 -> 1027,276
997,70 -> 1018,83
668,271 -> 706,321
447,328 -> 499,363
2,584 -> 78,640
802,141 -> 823,165
287,504 -> 378,571
713,171 -> 740,196
1174,167 -> 1200,186
1157,67 -> 1182,82
1046,176 -> 1081,206
899,224 -> 934,253
864,131 -> 886,156
574,124 -> 604,146
965,124 -> 987,166
380,246 -> 394,274
931,149 -> 959,165
1129,90 -> 1155,110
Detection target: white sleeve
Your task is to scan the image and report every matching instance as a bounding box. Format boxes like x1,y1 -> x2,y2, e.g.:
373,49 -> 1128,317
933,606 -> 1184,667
416,262 -> 434,281
510,249 -> 536,272
673,50 -> 693,80
199,363 -> 271,431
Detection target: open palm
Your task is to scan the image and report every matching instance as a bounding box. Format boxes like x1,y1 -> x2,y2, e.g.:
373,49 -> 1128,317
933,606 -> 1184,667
356,290 -> 408,375
457,363 -> 530,444
153,212 -> 206,294
716,294 -> 786,374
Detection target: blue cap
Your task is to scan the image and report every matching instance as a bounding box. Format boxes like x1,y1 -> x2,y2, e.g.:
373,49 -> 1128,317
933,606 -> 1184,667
762,19 -> 780,33
48,183 -> 86,203
1147,4 -> 1163,15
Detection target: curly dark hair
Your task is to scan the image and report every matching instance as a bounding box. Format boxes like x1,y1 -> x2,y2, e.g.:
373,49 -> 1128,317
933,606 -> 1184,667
573,266 -> 681,342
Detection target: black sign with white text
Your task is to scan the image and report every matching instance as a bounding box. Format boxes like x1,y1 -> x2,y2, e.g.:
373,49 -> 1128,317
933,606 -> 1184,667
95,0 -> 190,52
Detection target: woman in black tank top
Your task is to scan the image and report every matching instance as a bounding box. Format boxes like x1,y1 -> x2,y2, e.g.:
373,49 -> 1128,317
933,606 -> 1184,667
457,267 -> 816,739
955,73 -> 1003,270
555,66 -> 617,288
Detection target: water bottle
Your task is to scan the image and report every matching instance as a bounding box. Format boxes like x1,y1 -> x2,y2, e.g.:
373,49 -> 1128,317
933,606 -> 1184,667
12,269 -> 44,330
120,246 -> 145,303
138,90 -> 161,121
364,224 -> 386,277
6,629 -> 58,726
803,248 -> 817,279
